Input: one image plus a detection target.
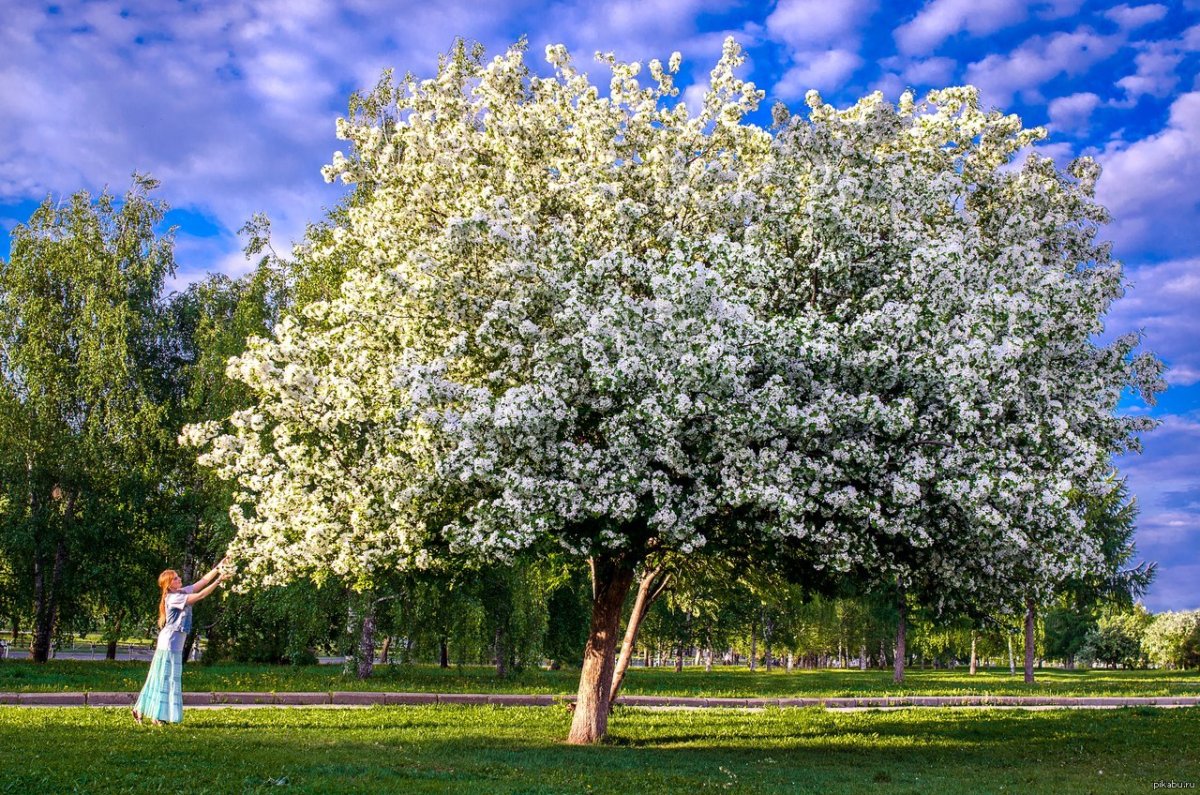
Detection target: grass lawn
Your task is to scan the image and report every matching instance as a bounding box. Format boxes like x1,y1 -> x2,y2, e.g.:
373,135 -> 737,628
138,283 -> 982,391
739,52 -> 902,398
1,704 -> 1196,793
1,659 -> 1199,697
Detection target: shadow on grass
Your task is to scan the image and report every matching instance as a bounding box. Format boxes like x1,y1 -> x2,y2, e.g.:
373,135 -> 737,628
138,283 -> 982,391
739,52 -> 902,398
1,705 -> 1196,794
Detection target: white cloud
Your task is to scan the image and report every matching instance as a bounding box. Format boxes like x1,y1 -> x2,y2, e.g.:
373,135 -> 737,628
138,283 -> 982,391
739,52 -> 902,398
1116,415 -> 1200,611
1097,92 -> 1200,258
1103,3 -> 1169,31
901,56 -> 956,86
965,28 -> 1122,106
1105,256 -> 1200,387
893,0 -> 1082,55
1116,42 -> 1184,102
1047,91 -> 1101,134
774,49 -> 865,99
766,0 -> 877,49
765,0 -> 875,99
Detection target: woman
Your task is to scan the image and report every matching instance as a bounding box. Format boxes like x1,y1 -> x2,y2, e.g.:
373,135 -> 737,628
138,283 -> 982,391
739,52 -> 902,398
132,558 -> 230,724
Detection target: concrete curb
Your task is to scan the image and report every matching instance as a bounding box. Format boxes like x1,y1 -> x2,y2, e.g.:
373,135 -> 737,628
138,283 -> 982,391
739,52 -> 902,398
3,692 -> 1198,709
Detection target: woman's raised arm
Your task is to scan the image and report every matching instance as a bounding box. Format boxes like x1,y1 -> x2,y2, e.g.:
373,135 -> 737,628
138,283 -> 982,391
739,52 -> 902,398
185,571 -> 227,605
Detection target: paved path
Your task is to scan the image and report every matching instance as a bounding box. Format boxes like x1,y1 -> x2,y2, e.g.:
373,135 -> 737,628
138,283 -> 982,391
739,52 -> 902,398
3,692 -> 1198,709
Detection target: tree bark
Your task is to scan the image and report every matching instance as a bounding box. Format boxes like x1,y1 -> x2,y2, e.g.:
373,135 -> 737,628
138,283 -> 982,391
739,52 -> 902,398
32,538 -> 68,664
568,554 -> 637,745
674,645 -> 683,672
1024,597 -> 1036,684
357,599 -> 376,680
860,642 -> 868,671
609,566 -> 670,704
439,636 -> 449,668
379,635 -> 392,665
1008,634 -> 1015,674
969,631 -> 978,675
749,621 -> 758,671
494,625 -> 507,678
705,639 -> 713,673
893,593 -> 907,684
764,613 -> 774,671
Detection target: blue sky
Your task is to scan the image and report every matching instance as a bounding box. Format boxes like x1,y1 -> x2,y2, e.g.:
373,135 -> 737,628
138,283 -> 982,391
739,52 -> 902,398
1,0 -> 1197,611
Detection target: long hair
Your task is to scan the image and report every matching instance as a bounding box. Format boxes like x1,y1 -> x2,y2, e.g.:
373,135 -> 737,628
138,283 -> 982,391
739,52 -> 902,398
157,569 -> 177,629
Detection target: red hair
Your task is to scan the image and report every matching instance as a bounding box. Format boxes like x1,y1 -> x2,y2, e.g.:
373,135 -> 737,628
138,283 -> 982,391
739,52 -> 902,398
157,570 -> 178,629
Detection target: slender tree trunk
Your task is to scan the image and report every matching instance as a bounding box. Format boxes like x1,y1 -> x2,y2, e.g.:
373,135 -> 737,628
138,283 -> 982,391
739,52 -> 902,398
764,614 -> 774,672
1024,597 -> 1036,684
969,632 -> 978,675
31,554 -> 46,657
705,638 -> 713,673
439,636 -> 449,668
674,645 -> 683,672
1008,635 -> 1015,674
609,566 -> 670,704
10,614 -> 18,642
568,554 -> 637,745
786,651 -> 794,672
749,621 -> 758,672
643,648 -> 651,668
379,635 -> 392,665
893,593 -> 907,684
860,642 -> 867,671
32,538 -> 67,664
494,626 -> 507,678
357,599 -> 377,680
102,610 -> 124,661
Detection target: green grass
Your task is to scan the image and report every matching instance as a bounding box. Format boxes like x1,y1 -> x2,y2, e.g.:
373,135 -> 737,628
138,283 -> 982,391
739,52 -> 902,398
2,659 -> 1199,697
0,704 -> 1195,793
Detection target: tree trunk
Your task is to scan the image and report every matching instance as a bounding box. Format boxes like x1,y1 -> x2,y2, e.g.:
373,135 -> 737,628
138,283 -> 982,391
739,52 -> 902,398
749,621 -> 758,672
860,643 -> 867,671
567,554 -> 637,745
439,636 -> 449,668
379,635 -> 392,665
764,614 -> 774,672
705,639 -> 713,673
1024,597 -> 1036,684
893,593 -> 907,684
969,631 -> 978,675
31,538 -> 67,664
494,625 -> 507,678
609,566 -> 670,704
103,610 -> 124,661
1008,634 -> 1015,674
357,599 -> 377,680
674,645 -> 683,672
786,651 -> 794,672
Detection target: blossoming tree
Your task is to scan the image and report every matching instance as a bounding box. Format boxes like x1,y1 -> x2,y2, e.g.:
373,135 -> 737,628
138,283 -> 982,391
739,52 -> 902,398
184,39 -> 1160,743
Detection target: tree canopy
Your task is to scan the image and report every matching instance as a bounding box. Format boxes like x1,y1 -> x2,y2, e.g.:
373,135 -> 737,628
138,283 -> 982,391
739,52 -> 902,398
174,38 -> 1160,742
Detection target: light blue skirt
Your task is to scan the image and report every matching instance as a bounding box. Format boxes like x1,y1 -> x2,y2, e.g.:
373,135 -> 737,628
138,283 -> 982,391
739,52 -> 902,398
134,647 -> 183,723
